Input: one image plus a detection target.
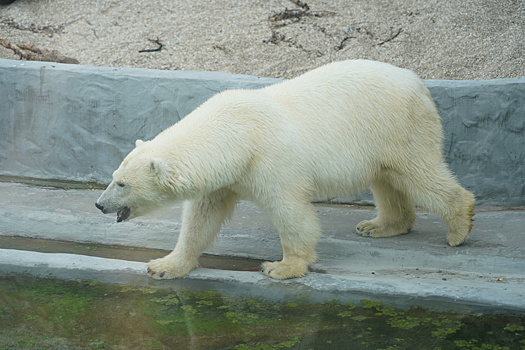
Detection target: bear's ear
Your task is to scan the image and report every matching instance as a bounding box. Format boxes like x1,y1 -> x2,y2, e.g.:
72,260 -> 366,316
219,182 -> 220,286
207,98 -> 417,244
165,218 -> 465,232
135,139 -> 145,148
150,158 -> 170,178
150,158 -> 181,191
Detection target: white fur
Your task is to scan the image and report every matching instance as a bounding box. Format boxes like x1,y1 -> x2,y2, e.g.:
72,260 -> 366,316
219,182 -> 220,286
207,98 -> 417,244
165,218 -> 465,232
96,60 -> 475,280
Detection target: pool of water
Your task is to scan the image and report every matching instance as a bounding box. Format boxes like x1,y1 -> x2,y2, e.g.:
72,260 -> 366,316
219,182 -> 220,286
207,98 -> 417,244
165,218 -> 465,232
1,275 -> 524,350
0,236 -> 268,272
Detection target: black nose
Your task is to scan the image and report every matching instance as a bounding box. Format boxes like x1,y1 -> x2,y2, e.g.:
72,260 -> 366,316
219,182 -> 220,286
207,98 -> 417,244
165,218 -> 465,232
95,202 -> 104,211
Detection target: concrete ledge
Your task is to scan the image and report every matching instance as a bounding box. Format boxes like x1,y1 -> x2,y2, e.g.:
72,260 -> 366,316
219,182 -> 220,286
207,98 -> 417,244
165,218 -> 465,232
0,59 -> 524,206
1,183 -> 524,312
1,248 -> 523,312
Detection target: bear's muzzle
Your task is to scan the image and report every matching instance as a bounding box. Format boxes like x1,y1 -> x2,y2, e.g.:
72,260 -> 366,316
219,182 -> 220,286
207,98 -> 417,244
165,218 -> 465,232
95,202 -> 130,222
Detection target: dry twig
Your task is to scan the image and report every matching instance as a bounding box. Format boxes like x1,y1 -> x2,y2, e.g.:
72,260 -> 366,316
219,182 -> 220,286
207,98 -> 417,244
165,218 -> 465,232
139,39 -> 163,53
335,36 -> 356,50
377,28 -> 403,45
0,39 -> 79,63
289,0 -> 309,10
265,2 -> 336,46
0,17 -> 64,35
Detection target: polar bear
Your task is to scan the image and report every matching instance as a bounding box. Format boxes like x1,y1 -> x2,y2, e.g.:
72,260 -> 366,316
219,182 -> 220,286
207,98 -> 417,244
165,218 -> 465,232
95,60 -> 475,280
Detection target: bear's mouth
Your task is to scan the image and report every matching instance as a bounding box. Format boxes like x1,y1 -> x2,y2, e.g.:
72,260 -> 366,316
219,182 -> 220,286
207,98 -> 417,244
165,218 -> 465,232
116,207 -> 131,222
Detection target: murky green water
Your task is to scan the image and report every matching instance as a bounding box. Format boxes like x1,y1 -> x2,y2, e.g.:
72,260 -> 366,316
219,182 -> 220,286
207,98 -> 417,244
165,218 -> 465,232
1,275 -> 524,350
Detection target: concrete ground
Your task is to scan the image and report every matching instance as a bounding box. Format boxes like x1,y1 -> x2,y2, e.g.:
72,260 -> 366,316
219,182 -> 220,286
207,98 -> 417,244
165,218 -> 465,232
0,181 -> 524,312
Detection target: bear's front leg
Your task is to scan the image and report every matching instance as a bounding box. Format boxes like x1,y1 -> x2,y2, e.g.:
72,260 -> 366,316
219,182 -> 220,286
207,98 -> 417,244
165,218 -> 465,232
147,189 -> 238,279
260,199 -> 321,280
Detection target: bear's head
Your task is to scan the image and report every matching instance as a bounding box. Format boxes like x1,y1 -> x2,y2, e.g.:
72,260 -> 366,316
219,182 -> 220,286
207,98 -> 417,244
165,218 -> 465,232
95,139 -> 185,222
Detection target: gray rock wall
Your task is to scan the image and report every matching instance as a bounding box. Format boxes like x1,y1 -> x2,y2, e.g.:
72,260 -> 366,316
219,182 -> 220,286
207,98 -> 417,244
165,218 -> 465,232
0,59 -> 523,206
428,79 -> 525,207
0,59 -> 280,184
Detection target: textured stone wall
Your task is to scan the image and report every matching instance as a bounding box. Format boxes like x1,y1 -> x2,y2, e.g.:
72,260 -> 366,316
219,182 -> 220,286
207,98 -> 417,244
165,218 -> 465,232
0,59 -> 523,206
428,79 -> 525,207
0,60 -> 280,184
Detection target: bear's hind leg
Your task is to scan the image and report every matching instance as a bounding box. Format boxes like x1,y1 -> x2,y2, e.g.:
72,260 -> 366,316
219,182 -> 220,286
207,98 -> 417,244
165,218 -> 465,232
357,178 -> 416,238
260,197 -> 321,280
395,165 -> 475,246
444,188 -> 475,246
147,188 -> 239,279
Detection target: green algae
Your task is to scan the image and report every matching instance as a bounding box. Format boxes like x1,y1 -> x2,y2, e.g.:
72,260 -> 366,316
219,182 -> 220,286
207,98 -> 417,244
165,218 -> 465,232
0,275 -> 524,350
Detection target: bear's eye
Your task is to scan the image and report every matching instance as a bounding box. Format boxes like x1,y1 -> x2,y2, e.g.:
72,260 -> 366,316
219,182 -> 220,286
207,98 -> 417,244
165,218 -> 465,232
117,182 -> 125,188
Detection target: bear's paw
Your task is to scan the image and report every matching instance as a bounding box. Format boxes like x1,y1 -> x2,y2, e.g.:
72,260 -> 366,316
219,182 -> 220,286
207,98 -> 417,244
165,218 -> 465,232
147,257 -> 197,280
261,260 -> 308,280
356,220 -> 410,238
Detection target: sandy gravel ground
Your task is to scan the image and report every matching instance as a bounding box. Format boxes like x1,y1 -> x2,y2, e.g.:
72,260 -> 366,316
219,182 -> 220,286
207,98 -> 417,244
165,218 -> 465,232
0,0 -> 524,80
